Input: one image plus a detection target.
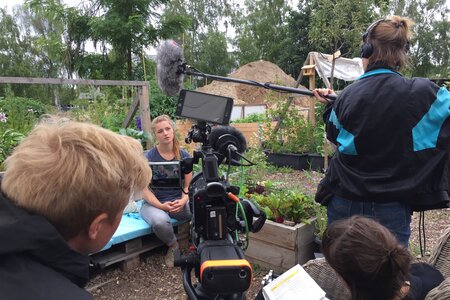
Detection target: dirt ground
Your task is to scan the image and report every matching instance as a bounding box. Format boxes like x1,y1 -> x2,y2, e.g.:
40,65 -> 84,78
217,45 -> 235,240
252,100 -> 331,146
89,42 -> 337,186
196,60 -> 310,107
86,170 -> 450,300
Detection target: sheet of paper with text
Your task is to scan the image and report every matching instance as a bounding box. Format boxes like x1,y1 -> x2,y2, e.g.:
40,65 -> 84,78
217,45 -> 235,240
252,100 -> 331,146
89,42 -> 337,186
262,264 -> 327,300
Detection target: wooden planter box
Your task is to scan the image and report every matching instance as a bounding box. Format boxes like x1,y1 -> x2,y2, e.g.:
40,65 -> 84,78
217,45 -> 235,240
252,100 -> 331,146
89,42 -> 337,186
264,152 -> 327,172
245,218 -> 317,273
265,151 -> 309,170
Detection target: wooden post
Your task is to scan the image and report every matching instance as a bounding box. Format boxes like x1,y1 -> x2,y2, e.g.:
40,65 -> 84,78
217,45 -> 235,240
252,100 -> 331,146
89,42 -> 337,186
308,55 -> 316,126
324,131 -> 328,171
121,93 -> 141,128
300,64 -> 315,125
139,84 -> 152,150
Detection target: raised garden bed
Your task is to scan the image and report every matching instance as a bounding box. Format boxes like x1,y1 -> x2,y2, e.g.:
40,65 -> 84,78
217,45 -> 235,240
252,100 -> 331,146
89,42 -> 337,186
245,218 -> 317,273
264,151 -> 328,172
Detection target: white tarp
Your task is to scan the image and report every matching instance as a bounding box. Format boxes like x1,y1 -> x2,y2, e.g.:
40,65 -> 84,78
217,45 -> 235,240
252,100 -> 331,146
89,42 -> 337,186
312,52 -> 364,82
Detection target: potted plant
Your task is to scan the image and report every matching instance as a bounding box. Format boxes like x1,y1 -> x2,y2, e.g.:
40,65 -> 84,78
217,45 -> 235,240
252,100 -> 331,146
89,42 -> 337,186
262,93 -> 331,172
242,182 -> 324,272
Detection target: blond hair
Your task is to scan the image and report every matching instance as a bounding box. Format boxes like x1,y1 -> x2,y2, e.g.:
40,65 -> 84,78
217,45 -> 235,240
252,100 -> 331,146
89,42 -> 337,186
2,117 -> 151,239
368,15 -> 415,69
151,115 -> 181,160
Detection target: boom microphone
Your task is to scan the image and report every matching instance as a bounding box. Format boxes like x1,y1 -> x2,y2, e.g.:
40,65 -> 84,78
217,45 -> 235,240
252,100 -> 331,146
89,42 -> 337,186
156,40 -> 185,96
155,40 -> 337,101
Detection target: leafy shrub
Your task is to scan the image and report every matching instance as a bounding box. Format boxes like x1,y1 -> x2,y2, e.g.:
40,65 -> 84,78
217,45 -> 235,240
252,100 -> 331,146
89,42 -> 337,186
248,186 -> 317,224
232,113 -> 267,124
262,91 -> 325,154
0,129 -> 25,170
0,96 -> 49,170
119,128 -> 151,146
0,96 -> 47,134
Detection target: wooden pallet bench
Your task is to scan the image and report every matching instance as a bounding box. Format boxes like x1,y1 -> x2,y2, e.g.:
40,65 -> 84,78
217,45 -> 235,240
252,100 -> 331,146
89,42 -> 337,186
89,202 -> 190,271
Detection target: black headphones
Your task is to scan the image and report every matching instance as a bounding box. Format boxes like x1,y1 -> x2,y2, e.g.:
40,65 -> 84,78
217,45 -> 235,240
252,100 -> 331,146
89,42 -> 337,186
360,19 -> 411,59
360,19 -> 385,59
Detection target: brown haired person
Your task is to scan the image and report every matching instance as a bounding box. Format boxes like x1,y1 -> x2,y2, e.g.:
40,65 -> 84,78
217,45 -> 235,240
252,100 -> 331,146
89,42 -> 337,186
0,117 -> 151,300
322,216 -> 444,300
313,15 -> 450,247
140,114 -> 192,267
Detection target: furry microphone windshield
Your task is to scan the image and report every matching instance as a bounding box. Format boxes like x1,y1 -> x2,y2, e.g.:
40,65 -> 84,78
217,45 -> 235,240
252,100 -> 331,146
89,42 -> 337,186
156,40 -> 185,96
155,40 -> 337,101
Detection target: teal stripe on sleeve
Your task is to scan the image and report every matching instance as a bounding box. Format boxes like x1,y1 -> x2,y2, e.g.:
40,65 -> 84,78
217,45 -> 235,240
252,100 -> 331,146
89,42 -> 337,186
412,87 -> 450,151
329,110 -> 357,155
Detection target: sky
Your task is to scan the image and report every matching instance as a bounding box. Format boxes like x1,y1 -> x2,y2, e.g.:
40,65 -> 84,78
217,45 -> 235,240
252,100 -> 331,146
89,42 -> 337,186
4,0 -> 81,10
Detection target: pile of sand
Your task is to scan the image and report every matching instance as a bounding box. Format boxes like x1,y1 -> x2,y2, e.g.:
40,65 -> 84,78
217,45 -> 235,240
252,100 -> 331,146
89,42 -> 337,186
196,60 -> 310,107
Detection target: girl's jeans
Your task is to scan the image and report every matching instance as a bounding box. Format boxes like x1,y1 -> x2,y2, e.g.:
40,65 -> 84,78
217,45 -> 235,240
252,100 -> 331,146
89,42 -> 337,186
140,201 -> 191,246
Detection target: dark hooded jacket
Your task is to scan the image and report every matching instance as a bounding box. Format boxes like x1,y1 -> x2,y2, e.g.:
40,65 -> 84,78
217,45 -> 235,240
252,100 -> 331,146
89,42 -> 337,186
0,179 -> 93,300
320,64 -> 450,211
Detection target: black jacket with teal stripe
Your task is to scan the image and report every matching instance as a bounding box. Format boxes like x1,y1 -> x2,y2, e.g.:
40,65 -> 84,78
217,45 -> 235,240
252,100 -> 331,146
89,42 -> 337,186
322,65 -> 450,211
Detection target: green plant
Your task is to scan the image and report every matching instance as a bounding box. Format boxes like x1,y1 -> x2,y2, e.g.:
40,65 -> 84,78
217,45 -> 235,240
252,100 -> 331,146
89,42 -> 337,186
237,147 -> 283,190
232,113 -> 267,124
119,128 -> 151,146
313,204 -> 327,239
249,187 -> 317,225
68,96 -> 128,132
0,96 -> 48,170
0,96 -> 47,134
262,91 -> 325,155
0,129 -> 25,170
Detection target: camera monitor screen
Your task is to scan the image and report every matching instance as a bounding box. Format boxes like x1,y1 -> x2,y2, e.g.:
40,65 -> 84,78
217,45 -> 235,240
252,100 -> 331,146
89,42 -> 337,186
149,161 -> 182,189
176,90 -> 234,125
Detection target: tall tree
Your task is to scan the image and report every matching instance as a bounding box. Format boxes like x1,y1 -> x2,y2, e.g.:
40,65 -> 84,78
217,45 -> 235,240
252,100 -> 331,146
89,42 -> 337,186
232,0 -> 291,65
307,0 -> 381,85
195,30 -> 236,76
0,6 -> 62,101
162,0 -> 232,69
75,0 -> 187,80
0,8 -> 35,78
20,0 -> 68,78
308,0 -> 380,57
390,0 -> 449,77
276,6 -> 314,79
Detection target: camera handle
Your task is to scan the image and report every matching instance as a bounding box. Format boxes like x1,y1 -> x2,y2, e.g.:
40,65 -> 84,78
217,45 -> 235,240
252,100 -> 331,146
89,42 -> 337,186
240,199 -> 266,233
175,250 -> 246,300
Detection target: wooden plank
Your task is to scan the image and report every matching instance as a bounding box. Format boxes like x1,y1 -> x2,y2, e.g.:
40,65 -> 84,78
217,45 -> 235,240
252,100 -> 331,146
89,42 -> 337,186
308,54 -> 316,126
120,256 -> 140,272
0,76 -> 147,86
90,235 -> 164,269
245,238 -> 296,270
139,85 -> 152,150
176,222 -> 190,235
122,238 -> 143,253
295,219 -> 317,264
296,240 -> 316,265
122,93 -> 140,128
246,257 -> 285,274
175,222 -> 190,250
248,220 -> 298,250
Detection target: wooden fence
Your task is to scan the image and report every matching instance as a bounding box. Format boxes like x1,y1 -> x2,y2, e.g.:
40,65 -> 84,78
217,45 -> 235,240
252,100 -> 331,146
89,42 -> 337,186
0,76 -> 152,148
175,120 -> 270,153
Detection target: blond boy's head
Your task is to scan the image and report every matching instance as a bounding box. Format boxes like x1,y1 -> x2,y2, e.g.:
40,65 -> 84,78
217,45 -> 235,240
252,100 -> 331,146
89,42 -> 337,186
2,117 -> 151,252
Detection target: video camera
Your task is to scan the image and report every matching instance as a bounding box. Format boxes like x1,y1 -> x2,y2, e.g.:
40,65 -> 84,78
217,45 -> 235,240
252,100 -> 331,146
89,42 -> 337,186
171,90 -> 266,300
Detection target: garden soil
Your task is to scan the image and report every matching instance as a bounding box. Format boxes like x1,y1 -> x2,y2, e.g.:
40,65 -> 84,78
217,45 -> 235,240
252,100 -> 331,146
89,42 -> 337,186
87,170 -> 450,300
195,60 -> 311,107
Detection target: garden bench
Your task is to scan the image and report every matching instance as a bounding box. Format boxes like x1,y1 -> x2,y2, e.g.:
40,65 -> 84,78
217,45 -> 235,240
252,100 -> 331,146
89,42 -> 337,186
89,200 -> 190,271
